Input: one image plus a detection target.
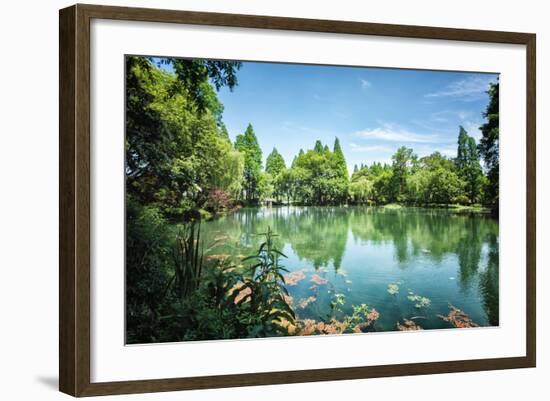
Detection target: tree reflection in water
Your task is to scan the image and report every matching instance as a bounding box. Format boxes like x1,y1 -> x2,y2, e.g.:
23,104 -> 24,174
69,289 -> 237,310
200,206 -> 499,329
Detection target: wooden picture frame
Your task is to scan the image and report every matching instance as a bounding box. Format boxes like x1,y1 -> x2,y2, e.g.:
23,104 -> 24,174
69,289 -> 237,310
59,3 -> 536,397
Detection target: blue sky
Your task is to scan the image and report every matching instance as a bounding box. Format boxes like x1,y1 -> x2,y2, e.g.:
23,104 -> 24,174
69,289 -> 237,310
215,61 -> 497,173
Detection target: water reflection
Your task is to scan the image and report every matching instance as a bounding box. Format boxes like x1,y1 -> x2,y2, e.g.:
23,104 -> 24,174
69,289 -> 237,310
201,206 -> 499,328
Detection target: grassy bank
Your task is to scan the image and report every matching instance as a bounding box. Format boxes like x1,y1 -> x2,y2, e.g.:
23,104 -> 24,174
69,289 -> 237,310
380,203 -> 491,214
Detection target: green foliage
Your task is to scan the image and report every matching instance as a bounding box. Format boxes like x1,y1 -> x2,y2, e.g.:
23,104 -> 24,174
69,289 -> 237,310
353,163 -> 393,204
235,124 -> 263,202
313,140 -> 324,153
234,227 -> 296,337
456,126 -> 484,204
126,198 -> 174,343
273,168 -> 295,203
172,222 -> 204,299
257,172 -> 275,200
390,146 -> 416,202
125,56 -> 243,218
168,58 -> 241,114
478,80 -> 500,214
265,147 -> 286,177
127,220 -> 297,342
406,152 -> 466,205
349,176 -> 373,204
273,140 -> 349,205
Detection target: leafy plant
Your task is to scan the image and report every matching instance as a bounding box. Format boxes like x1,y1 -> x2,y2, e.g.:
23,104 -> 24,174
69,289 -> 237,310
231,226 -> 296,337
172,221 -> 204,299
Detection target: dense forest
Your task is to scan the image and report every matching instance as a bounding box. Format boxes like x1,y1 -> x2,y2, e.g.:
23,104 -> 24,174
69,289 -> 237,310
125,56 -> 499,343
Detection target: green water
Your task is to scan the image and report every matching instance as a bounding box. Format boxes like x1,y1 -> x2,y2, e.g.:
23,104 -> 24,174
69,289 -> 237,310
200,206 -> 499,331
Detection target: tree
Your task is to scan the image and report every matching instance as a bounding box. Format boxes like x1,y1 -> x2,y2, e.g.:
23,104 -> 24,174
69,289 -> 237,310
289,142 -> 348,205
209,144 -> 244,199
274,168 -> 295,204
456,126 -> 470,171
258,172 -> 274,200
349,176 -> 373,204
478,80 -> 499,213
235,124 -> 263,202
219,124 -> 231,142
390,147 -> 415,202
125,56 -> 243,217
371,168 -> 393,204
313,140 -> 324,153
265,148 -> 286,177
455,126 -> 483,204
333,137 -> 349,178
167,58 -> 241,113
407,164 -> 464,205
332,137 -> 349,203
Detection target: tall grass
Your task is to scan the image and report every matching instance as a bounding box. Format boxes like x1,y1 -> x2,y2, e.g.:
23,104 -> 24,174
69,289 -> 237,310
172,221 -> 204,299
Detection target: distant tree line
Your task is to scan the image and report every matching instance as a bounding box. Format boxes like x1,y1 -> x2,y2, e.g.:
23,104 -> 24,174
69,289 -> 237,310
347,126 -> 487,207
126,56 -> 499,220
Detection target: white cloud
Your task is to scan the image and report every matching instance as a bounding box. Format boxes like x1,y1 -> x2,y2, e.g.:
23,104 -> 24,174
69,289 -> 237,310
425,76 -> 496,101
353,123 -> 440,143
412,144 -> 457,159
360,78 -> 372,89
457,111 -> 470,120
439,147 -> 457,157
350,143 -> 393,153
462,121 -> 483,141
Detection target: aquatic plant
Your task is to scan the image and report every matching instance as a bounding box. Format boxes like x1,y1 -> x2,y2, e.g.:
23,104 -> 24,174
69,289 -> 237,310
298,296 -> 317,309
297,304 -> 379,336
283,270 -> 306,286
438,305 -> 478,328
298,319 -> 348,335
407,293 -> 431,308
387,283 -> 400,295
348,304 -> 380,332
396,319 -> 423,331
330,293 -> 347,312
311,274 -> 329,285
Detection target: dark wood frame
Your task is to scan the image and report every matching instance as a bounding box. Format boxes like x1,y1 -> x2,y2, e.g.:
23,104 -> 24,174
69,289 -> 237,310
59,3 -> 536,397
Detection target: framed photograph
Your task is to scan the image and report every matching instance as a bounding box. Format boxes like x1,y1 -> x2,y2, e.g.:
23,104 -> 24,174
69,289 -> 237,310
59,4 -> 536,397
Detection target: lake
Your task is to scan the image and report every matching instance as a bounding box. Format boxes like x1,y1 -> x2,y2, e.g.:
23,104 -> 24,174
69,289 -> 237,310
200,206 -> 499,332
